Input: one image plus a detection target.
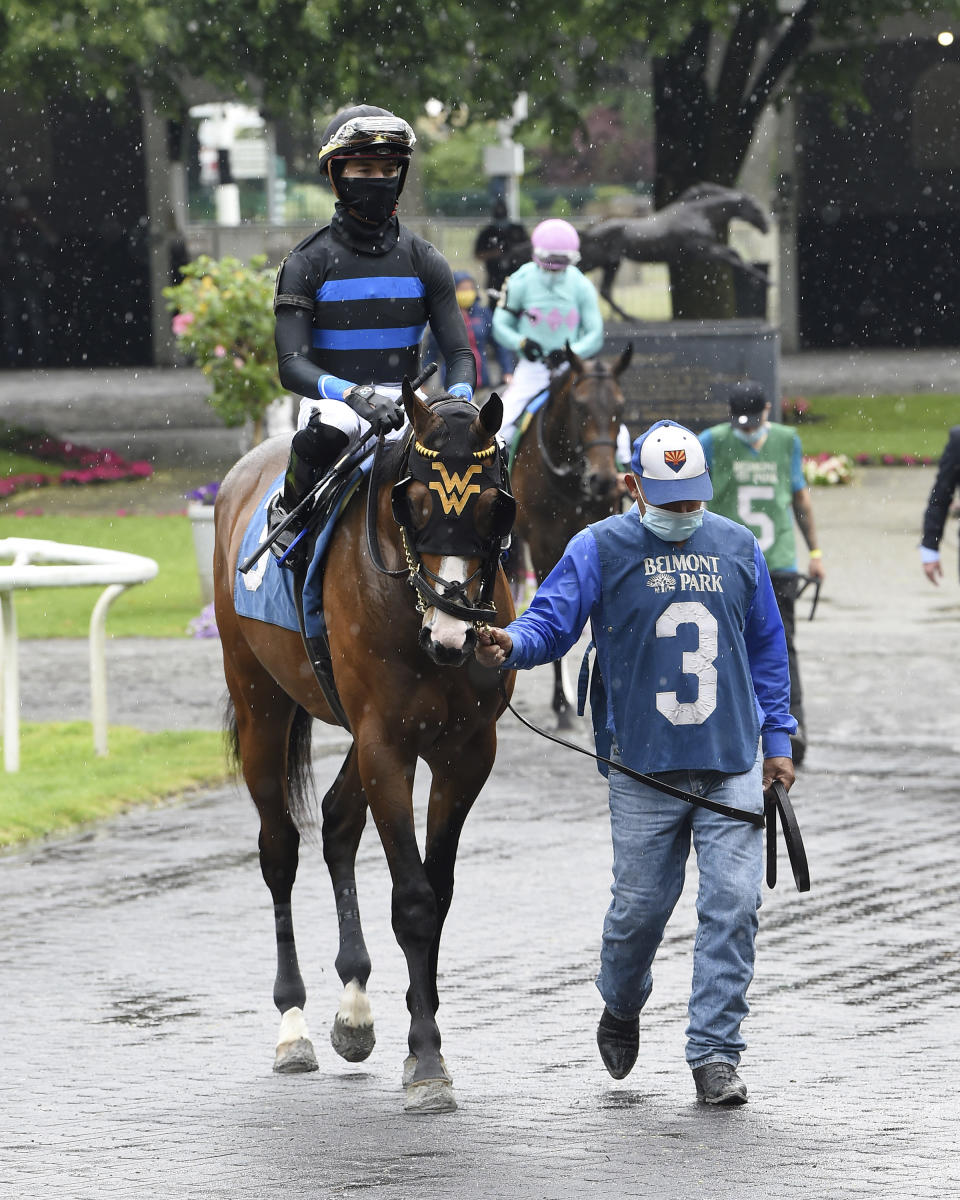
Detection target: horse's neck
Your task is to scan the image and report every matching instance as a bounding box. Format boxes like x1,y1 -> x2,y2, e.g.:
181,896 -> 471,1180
543,385 -> 580,454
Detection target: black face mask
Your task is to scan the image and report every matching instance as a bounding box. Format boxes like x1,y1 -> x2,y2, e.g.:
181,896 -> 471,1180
336,177 -> 400,225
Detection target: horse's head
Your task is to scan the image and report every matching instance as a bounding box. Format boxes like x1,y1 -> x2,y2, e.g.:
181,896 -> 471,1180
552,343 -> 632,502
391,382 -> 515,667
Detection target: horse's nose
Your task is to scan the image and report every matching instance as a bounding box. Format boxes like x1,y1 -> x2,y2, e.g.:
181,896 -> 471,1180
418,620 -> 477,667
588,471 -> 616,500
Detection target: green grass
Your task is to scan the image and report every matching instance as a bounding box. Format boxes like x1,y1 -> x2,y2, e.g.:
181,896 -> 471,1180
0,722 -> 232,846
0,449 -> 64,480
0,515 -> 204,637
786,394 -> 958,459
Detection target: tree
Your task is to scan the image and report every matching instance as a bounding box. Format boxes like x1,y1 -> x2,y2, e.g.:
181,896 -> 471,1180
467,1 -> 960,315
4,0 -> 958,320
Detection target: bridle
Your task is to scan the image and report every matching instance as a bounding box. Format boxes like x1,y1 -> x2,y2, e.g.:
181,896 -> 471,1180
534,367 -> 621,497
365,398 -> 514,627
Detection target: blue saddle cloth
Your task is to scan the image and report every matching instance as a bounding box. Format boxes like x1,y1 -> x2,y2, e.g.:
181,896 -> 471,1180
507,387 -> 550,467
233,462 -> 368,640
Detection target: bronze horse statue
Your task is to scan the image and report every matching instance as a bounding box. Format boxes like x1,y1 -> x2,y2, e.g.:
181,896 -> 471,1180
507,346 -> 632,727
490,184 -> 769,323
578,184 -> 770,321
213,382 -> 516,1114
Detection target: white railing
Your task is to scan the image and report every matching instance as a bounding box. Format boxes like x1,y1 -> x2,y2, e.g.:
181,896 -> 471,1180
0,539 -> 159,772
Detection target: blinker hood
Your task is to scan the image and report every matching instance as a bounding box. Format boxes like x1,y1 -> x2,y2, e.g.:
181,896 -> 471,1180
392,449 -> 515,556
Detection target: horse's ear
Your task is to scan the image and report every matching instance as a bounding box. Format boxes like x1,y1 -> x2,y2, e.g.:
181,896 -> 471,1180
402,376 -> 433,427
613,342 -> 633,378
566,342 -> 585,375
479,392 -> 503,436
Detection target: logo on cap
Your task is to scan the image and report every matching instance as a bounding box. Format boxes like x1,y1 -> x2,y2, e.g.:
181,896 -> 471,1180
664,449 -> 687,473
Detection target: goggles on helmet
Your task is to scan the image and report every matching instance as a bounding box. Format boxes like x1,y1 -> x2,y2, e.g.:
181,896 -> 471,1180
320,116 -> 416,165
533,248 -> 581,271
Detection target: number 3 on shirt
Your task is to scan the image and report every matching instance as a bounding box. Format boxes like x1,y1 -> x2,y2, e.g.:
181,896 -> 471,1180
655,601 -> 718,726
737,485 -> 775,551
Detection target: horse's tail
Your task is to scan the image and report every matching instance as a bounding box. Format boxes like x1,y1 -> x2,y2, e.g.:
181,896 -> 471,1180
222,693 -> 317,838
285,703 -> 317,837
223,692 -> 241,776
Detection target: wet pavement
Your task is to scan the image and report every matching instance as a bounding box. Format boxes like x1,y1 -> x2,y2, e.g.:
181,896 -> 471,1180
3,466 -> 960,1198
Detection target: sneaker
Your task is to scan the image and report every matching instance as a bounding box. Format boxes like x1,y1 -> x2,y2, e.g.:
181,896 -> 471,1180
596,1007 -> 639,1079
692,1061 -> 748,1106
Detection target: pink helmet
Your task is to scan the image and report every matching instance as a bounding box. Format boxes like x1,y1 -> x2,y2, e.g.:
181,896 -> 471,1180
531,218 -> 581,270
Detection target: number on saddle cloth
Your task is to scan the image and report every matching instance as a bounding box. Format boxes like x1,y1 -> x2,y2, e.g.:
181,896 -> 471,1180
235,460 -> 372,643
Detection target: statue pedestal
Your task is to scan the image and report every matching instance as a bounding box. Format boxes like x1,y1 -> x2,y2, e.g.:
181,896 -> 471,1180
604,319 -> 780,434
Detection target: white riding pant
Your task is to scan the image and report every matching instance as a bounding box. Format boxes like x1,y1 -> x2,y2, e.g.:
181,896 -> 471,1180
296,388 -> 408,445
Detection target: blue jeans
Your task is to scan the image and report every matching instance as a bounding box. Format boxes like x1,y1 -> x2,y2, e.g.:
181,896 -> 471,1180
596,750 -> 764,1069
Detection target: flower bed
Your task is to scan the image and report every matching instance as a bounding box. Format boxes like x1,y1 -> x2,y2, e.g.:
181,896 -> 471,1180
0,428 -> 153,500
853,452 -> 937,467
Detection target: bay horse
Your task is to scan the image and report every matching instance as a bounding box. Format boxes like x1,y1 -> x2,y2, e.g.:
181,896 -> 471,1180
213,382 -> 516,1114
507,346 -> 632,728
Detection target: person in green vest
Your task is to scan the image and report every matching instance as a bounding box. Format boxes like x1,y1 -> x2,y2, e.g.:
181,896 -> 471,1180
699,381 -> 824,765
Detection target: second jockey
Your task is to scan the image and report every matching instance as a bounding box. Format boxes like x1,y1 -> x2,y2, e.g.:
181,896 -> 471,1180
492,218 -> 610,450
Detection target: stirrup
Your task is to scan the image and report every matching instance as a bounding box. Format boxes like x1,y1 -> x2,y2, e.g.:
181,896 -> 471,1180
267,493 -> 311,569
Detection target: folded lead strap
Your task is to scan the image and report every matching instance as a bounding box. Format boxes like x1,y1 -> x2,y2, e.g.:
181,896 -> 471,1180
764,780 -> 811,892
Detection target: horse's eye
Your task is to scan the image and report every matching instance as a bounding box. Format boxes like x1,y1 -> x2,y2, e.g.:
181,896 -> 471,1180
406,482 -> 432,528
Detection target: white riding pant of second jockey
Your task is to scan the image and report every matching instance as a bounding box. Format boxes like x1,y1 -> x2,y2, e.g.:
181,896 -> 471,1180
498,360 -> 632,463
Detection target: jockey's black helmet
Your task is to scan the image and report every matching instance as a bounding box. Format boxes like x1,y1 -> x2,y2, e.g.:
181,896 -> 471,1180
318,105 -> 416,198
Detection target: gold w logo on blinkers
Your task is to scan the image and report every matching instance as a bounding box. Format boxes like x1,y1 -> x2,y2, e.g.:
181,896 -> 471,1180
429,462 -> 482,516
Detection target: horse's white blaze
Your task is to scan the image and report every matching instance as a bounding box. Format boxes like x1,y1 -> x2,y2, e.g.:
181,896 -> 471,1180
336,979 -> 374,1028
276,1005 -> 311,1049
422,556 -> 473,649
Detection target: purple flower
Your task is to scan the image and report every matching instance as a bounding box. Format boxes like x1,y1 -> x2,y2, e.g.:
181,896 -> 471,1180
187,602 -> 220,639
186,481 -> 220,505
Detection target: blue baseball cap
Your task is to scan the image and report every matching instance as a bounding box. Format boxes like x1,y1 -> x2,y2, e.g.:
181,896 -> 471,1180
631,420 -> 713,505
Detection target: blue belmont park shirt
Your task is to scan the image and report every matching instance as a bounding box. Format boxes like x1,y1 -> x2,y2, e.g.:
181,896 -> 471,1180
502,508 -> 796,776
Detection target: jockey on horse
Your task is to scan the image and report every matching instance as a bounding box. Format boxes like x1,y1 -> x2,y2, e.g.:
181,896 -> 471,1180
268,104 -> 477,565
491,217 -> 631,465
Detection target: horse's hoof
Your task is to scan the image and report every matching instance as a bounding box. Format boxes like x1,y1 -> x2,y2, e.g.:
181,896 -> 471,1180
274,1007 -> 319,1073
402,1053 -> 452,1088
274,1037 -> 319,1073
555,710 -> 573,732
331,1016 -> 376,1062
403,1078 -> 457,1114
330,980 -> 376,1062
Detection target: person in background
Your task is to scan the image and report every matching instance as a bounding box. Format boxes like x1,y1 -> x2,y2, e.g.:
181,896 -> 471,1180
475,420 -> 795,1106
920,426 -> 960,585
699,381 -> 824,766
473,197 -> 528,294
425,270 -> 513,388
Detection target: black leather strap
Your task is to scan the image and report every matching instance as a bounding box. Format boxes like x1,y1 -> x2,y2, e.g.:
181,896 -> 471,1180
764,780 -> 811,892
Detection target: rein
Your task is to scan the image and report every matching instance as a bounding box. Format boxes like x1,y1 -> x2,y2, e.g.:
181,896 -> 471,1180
492,676 -> 810,893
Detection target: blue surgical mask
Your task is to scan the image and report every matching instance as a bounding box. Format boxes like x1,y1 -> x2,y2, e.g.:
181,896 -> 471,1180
641,501 -> 704,542
734,426 -> 766,447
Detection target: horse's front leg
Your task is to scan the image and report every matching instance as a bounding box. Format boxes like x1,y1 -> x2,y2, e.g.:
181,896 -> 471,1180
357,732 -> 454,1114
321,745 -> 376,1063
419,725 -> 497,1014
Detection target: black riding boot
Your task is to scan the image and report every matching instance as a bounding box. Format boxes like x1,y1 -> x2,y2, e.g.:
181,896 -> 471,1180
268,418 -> 349,568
